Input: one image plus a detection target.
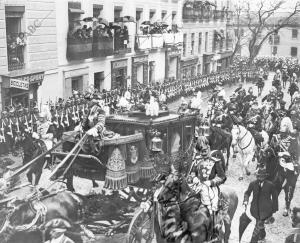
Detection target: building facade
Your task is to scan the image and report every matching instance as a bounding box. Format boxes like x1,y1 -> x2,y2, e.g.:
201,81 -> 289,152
0,0 -> 183,109
256,25 -> 300,59
0,0 -> 58,110
180,0 -> 234,78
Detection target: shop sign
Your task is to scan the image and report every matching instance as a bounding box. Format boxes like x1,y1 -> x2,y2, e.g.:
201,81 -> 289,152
168,48 -> 181,57
181,57 -> 199,67
10,78 -> 29,90
16,72 -> 44,85
112,59 -> 127,69
133,56 -> 148,64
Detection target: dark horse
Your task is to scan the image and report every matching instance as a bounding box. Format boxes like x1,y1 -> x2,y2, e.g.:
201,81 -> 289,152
285,207 -> 300,243
207,126 -> 232,169
0,190 -> 88,243
258,146 -> 299,216
156,173 -> 238,243
19,132 -> 47,186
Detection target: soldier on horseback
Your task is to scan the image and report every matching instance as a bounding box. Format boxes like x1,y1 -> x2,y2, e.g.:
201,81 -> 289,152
189,136 -> 227,238
270,117 -> 299,216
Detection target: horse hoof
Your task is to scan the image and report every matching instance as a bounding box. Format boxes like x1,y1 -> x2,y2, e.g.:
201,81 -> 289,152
238,177 -> 244,181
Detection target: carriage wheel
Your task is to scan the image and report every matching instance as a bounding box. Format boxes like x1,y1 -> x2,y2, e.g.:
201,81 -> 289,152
127,208 -> 154,243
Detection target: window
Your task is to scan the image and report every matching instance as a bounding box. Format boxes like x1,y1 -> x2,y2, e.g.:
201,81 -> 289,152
93,4 -> 103,18
114,6 -> 122,21
198,33 -> 202,53
191,66 -> 196,77
191,33 -> 195,55
205,32 -> 208,52
292,29 -> 298,39
183,34 -> 187,56
272,46 -> 277,55
150,10 -> 155,21
5,6 -> 25,71
172,12 -> 177,24
197,64 -> 201,75
94,72 -> 104,91
71,76 -> 83,91
161,11 -> 167,21
291,47 -> 298,57
136,9 -> 143,33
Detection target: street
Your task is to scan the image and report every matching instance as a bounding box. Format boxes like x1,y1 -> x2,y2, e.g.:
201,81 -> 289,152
6,73 -> 299,243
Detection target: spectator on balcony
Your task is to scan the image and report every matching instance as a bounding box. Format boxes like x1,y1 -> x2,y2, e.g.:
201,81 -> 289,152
85,27 -> 93,39
122,26 -> 129,49
73,29 -> 84,40
16,32 -> 26,63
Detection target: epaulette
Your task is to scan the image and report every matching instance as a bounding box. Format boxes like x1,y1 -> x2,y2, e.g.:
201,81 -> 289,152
210,156 -> 220,163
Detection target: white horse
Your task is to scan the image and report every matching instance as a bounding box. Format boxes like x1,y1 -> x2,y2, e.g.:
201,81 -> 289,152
231,125 -> 256,180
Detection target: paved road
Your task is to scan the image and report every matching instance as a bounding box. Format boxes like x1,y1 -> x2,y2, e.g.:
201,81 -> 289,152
6,72 -> 299,243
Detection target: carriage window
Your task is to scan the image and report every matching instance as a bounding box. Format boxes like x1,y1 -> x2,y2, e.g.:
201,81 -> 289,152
168,126 -> 182,154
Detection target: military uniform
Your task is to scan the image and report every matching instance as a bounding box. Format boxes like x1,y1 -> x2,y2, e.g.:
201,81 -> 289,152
190,154 -> 226,212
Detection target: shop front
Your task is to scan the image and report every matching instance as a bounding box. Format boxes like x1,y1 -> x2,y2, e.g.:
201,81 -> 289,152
111,59 -> 128,90
1,71 -> 44,109
166,47 -> 181,79
131,55 -> 148,87
203,54 -> 214,74
214,51 -> 232,72
181,57 -> 199,79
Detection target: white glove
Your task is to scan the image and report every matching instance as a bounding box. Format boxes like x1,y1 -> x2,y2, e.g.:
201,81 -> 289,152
74,124 -> 83,133
32,132 -> 39,139
87,127 -> 98,137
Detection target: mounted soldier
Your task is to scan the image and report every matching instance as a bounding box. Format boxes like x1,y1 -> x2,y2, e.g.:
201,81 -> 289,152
270,117 -> 299,216
189,136 -> 227,238
245,101 -> 264,147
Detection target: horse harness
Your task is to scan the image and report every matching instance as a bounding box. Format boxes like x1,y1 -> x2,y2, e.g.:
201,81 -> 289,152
236,126 -> 254,151
0,199 -> 47,234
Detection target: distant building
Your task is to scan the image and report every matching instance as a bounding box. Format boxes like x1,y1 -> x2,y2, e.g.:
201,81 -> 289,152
181,0 -> 234,77
236,15 -> 300,60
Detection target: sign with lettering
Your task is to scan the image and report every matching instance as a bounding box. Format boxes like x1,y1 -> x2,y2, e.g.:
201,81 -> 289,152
10,79 -> 29,90
112,59 -> 128,69
10,72 -> 45,85
133,55 -> 148,64
168,49 -> 181,57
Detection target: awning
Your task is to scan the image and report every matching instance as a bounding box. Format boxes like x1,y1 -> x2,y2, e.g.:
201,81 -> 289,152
69,8 -> 85,14
5,6 -> 25,12
93,4 -> 103,10
114,6 -> 123,11
136,7 -> 143,12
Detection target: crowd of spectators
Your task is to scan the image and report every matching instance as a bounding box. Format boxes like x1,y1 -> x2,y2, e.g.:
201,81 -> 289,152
6,32 -> 26,65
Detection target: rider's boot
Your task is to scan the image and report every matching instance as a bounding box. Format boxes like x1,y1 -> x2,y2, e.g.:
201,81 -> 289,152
211,211 -> 220,240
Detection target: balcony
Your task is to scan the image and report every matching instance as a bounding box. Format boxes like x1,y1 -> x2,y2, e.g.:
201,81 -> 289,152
135,34 -> 164,51
183,9 -> 229,23
135,33 -> 183,51
93,36 -> 114,56
67,37 -> 93,60
7,33 -> 26,71
113,35 -> 131,55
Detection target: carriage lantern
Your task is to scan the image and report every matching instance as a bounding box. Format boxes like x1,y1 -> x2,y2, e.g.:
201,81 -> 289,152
150,130 -> 163,152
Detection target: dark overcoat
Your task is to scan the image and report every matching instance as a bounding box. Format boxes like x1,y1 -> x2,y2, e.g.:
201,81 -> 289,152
244,179 -> 278,220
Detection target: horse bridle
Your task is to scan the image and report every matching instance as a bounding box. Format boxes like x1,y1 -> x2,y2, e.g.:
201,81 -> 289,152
235,125 -> 253,151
